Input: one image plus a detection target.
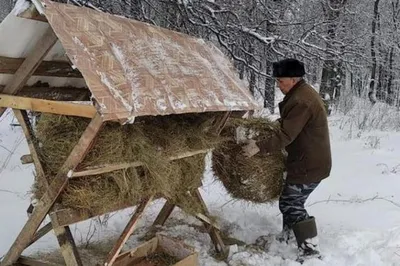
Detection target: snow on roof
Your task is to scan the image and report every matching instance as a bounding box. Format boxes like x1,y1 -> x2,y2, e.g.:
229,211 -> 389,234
42,0 -> 260,121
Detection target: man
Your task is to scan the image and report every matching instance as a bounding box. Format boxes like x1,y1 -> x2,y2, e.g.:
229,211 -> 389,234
242,58 -> 332,262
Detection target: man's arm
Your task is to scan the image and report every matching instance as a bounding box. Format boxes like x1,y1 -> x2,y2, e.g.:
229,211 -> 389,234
257,102 -> 312,153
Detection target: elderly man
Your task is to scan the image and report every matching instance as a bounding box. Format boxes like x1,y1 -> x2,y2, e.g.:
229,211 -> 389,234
243,58 -> 332,262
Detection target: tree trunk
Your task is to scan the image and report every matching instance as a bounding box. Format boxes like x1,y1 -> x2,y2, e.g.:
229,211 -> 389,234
264,63 -> 274,113
368,0 -> 381,104
319,0 -> 347,104
387,47 -> 395,105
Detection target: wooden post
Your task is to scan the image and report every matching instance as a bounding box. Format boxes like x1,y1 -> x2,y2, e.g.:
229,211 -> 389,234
53,226 -> 83,266
192,189 -> 226,254
0,114 -> 103,266
12,110 -> 84,266
0,26 -> 58,117
13,110 -> 45,177
153,201 -> 175,226
25,222 -> 53,249
104,196 -> 154,266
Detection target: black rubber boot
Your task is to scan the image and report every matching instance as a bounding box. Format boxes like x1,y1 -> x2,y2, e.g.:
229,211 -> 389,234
276,224 -> 295,244
293,217 -> 322,263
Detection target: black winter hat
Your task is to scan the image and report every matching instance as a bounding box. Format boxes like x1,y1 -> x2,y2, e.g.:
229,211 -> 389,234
272,58 -> 305,77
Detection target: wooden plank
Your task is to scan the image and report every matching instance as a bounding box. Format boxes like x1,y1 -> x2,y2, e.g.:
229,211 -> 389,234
26,223 -> 53,248
0,85 -> 90,102
18,86 -> 89,101
1,95 -> 97,118
71,149 -> 210,178
195,213 -> 221,231
16,256 -> 58,266
192,189 -> 226,254
153,201 -> 175,226
104,196 -> 154,266
15,109 -> 83,265
0,56 -> 82,78
0,26 -> 58,117
13,110 -> 45,178
53,226 -> 83,266
17,5 -> 48,22
0,114 -> 103,266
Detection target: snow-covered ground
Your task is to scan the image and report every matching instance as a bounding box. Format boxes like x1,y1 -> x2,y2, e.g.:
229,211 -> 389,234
1,106 -> 400,265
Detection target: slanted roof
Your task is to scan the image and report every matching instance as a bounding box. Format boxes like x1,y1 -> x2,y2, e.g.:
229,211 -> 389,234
42,0 -> 260,121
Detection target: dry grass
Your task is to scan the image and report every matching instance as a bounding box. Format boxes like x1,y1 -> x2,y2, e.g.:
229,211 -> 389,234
212,118 -> 285,203
32,114 -> 285,213
33,113 -> 219,214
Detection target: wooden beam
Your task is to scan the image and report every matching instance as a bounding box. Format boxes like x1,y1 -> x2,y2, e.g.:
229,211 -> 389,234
0,94 -> 96,118
17,86 -> 90,101
53,226 -> 83,266
104,196 -> 154,266
192,189 -> 226,255
0,114 -> 103,266
17,4 -> 48,23
195,213 -> 221,231
71,149 -> 210,178
13,110 -> 45,177
0,56 -> 82,78
0,26 -> 58,117
0,85 -> 90,102
25,223 -> 53,249
153,201 -> 175,226
14,110 -> 83,265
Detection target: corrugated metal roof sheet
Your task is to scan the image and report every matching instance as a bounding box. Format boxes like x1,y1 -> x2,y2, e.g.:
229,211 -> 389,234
43,1 -> 260,121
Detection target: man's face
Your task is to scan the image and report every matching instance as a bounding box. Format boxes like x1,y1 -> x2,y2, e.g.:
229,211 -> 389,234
276,77 -> 298,94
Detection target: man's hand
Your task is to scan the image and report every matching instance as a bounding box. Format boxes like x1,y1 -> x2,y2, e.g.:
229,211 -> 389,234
242,139 -> 260,158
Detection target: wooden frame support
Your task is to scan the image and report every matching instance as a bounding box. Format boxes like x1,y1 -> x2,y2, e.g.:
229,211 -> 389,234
71,149 -> 210,178
53,226 -> 83,266
25,222 -> 53,249
0,94 -> 96,118
192,189 -> 226,254
0,56 -> 81,78
153,201 -> 176,226
0,26 -> 58,117
0,114 -> 104,266
4,111 -> 230,265
10,110 -> 88,266
105,196 -> 155,266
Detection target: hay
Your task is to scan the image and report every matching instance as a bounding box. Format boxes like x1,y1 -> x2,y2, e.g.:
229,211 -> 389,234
140,252 -> 179,266
212,118 -> 285,203
33,113 -> 219,214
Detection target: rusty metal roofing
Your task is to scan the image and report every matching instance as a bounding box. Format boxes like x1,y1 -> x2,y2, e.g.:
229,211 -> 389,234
43,0 -> 260,121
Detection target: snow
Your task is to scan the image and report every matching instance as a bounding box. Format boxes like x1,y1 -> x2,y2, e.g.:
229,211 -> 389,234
1,106 -> 400,265
99,72 -> 133,113
111,44 -> 143,113
12,0 -> 30,16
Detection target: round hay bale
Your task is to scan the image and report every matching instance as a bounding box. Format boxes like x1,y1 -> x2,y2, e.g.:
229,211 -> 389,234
212,118 -> 285,203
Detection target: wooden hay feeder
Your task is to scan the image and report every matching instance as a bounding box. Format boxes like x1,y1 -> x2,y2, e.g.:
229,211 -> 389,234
114,234 -> 198,266
0,1 -> 260,266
